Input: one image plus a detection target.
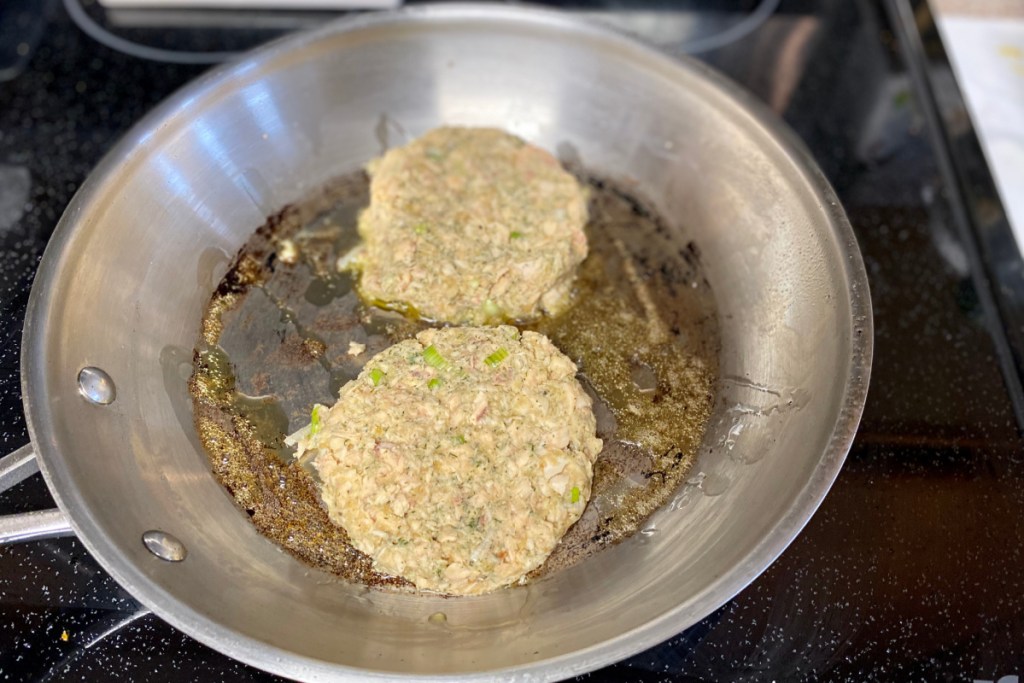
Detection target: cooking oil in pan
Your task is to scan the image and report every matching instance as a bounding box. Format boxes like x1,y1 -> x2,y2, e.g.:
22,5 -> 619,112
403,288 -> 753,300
190,169 -> 719,589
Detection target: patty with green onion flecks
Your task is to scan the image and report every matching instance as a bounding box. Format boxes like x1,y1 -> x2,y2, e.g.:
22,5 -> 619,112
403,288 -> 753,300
286,325 -> 603,595
350,127 -> 589,324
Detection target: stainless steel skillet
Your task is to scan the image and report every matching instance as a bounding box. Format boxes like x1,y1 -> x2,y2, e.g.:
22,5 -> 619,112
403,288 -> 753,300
0,5 -> 871,681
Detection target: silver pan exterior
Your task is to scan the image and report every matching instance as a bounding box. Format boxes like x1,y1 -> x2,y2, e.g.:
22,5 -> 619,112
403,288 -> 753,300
4,5 -> 870,681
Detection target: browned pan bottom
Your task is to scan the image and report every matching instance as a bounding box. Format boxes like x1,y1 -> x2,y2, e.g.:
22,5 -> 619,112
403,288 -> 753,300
190,168 -> 719,591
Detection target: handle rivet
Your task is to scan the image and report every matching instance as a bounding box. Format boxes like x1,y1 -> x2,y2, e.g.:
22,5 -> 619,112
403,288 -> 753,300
142,530 -> 187,562
78,367 -> 115,405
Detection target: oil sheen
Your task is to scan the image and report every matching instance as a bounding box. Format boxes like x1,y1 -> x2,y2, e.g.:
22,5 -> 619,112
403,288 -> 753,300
190,169 -> 719,589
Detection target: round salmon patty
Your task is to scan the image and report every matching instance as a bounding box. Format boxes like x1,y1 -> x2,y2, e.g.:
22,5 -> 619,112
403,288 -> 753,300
353,127 -> 589,324
288,325 -> 603,595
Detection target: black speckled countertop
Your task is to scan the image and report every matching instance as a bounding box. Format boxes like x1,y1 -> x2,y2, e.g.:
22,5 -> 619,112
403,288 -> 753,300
2,0 -> 1023,680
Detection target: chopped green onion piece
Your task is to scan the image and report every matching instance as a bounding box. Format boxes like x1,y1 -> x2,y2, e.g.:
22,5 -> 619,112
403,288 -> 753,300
482,299 -> 501,318
571,486 -> 580,503
310,405 -> 321,436
423,345 -> 448,369
425,148 -> 443,161
369,368 -> 384,386
453,434 -> 466,445
484,347 -> 509,367
414,222 -> 428,235
509,231 -> 523,239
428,377 -> 442,390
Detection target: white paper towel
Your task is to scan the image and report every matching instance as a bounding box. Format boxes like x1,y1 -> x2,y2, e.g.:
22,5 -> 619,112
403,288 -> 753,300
935,12 -> 1024,254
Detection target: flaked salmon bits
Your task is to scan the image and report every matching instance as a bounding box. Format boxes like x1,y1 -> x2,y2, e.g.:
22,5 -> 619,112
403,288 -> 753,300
287,326 -> 603,595
352,127 -> 589,324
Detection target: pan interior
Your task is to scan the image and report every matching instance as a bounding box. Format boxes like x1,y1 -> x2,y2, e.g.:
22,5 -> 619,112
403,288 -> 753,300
189,167 -> 718,589
24,6 -> 869,680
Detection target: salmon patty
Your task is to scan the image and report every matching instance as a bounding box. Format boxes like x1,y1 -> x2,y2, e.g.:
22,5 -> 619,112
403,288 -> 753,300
287,326 -> 603,595
352,127 -> 589,324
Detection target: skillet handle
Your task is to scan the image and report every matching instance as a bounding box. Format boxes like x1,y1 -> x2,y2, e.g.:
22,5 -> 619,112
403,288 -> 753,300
0,443 -> 74,544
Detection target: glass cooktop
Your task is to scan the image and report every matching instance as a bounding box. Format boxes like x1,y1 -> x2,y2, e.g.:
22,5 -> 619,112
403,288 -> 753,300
2,0 -> 1022,680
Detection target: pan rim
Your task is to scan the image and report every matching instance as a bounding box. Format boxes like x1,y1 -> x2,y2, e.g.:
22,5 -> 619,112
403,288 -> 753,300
21,3 -> 873,681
